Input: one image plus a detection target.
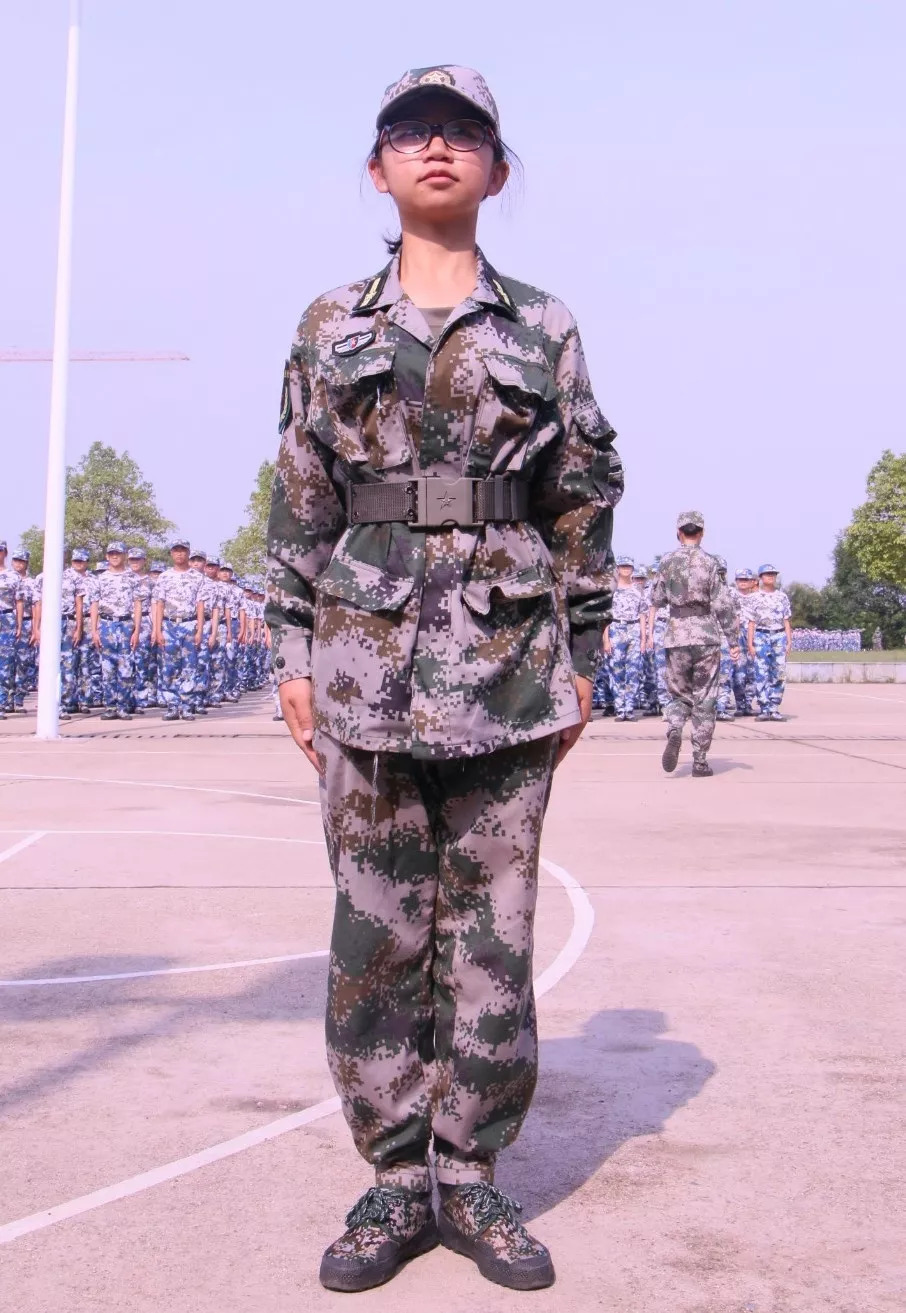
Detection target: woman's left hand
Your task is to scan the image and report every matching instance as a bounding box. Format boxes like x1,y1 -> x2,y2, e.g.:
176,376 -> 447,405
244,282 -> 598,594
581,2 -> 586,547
555,675 -> 594,767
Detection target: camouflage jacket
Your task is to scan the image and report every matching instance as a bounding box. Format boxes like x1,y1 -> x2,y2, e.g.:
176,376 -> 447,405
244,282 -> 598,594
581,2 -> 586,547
650,546 -> 737,648
749,588 -> 791,630
92,570 -> 138,620
266,249 -> 623,758
610,585 -> 645,624
152,568 -> 203,618
0,567 -> 23,615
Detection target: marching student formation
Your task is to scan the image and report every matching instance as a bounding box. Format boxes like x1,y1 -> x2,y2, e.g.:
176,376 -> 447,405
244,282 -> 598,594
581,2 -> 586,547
0,537 -> 270,722
593,556 -> 793,722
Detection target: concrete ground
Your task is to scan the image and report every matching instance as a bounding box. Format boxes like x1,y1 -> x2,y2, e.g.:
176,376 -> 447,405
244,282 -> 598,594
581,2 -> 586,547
0,687 -> 903,1313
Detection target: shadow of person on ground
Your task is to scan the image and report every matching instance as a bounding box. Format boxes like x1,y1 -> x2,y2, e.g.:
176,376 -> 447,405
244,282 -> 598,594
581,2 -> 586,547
0,955 -> 328,1114
499,1009 -> 716,1221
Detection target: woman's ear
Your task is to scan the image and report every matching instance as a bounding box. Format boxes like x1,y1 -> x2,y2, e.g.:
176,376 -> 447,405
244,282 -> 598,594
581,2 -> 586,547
483,158 -> 509,200
368,154 -> 390,195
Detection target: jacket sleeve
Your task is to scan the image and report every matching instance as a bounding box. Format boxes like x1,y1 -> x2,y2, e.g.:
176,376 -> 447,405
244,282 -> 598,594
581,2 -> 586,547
711,574 -> 739,646
265,337 -> 347,683
532,324 -> 623,681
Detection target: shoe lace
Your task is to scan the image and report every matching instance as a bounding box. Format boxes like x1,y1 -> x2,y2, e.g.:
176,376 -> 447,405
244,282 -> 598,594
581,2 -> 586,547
456,1183 -> 523,1231
344,1185 -> 410,1231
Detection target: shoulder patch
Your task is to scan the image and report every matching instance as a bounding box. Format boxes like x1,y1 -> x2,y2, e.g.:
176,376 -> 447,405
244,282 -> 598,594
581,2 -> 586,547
490,277 -> 517,314
332,330 -> 376,358
278,359 -> 292,434
351,263 -> 392,315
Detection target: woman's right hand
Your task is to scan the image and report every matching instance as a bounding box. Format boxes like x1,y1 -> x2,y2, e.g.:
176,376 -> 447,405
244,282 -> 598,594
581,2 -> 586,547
278,677 -> 323,775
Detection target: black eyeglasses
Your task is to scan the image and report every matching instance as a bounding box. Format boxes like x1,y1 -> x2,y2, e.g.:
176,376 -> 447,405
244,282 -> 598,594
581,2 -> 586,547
381,119 -> 493,155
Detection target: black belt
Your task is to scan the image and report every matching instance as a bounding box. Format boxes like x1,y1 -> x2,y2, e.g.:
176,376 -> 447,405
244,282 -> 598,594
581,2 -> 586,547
670,603 -> 710,618
755,627 -> 784,633
347,477 -> 529,528
99,612 -> 131,621
62,612 -> 76,620
611,618 -> 641,625
164,614 -> 196,623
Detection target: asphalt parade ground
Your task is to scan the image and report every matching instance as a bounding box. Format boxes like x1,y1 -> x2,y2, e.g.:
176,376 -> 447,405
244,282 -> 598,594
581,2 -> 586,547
1,686 -> 903,1313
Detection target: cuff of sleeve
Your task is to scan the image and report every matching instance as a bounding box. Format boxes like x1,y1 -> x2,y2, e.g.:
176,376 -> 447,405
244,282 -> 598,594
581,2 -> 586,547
270,626 -> 312,682
570,631 -> 600,682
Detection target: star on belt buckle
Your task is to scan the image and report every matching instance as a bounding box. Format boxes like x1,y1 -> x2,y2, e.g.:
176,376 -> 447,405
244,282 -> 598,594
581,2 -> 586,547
410,478 -> 477,528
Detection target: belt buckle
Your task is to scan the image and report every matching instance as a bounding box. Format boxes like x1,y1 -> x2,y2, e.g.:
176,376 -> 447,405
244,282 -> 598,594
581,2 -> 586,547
412,478 -> 476,528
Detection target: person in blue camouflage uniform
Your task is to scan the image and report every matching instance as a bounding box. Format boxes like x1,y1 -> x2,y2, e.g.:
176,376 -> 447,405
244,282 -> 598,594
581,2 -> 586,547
90,543 -> 141,720
11,550 -> 39,710
34,549 -> 88,718
152,539 -> 204,721
78,563 -> 107,708
604,556 -> 645,720
218,563 -> 245,702
748,563 -> 792,721
0,540 -> 24,718
732,567 -> 759,715
146,561 -> 166,700
713,555 -> 737,722
635,562 -> 658,715
188,549 -> 222,714
203,555 -> 227,705
591,564 -> 615,714
266,65 -> 622,1293
126,547 -> 155,712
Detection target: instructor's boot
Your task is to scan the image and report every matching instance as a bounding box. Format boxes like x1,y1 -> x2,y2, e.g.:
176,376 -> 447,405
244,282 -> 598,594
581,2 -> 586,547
439,1182 -> 555,1290
319,1186 -> 437,1293
692,759 -> 714,777
662,729 -> 682,773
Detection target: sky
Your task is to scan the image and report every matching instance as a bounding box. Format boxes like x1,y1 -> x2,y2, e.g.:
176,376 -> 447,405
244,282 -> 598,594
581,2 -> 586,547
2,1 -> 904,584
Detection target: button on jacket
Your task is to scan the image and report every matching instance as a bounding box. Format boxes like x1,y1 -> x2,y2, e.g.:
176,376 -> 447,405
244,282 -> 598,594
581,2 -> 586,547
267,250 -> 623,759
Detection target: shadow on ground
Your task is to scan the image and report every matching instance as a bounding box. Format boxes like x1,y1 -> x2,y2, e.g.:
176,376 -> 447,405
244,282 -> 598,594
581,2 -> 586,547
502,1008 -> 716,1220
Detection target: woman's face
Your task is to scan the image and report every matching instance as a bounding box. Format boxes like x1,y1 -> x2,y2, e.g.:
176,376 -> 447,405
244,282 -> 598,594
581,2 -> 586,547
368,92 -> 508,227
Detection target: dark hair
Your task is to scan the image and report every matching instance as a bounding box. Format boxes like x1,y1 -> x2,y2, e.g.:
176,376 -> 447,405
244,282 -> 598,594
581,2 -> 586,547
365,112 -> 523,255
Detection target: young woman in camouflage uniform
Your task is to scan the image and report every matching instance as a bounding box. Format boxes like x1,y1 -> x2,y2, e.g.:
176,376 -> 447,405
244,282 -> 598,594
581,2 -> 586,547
266,65 -> 622,1293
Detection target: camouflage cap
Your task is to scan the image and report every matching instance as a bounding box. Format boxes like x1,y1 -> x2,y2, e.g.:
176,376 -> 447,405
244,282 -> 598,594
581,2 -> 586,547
149,561 -> 165,573
12,548 -> 30,561
758,562 -> 779,575
219,561 -> 233,573
106,540 -> 126,554
735,566 -> 756,580
377,66 -> 500,131
677,511 -> 704,530
189,548 -> 207,561
0,540 -> 6,552
206,552 -> 221,566
632,563 -> 647,578
127,546 -> 146,560
94,561 -> 108,573
70,547 -> 90,562
714,555 -> 728,572
170,537 -> 190,551
614,554 -> 634,567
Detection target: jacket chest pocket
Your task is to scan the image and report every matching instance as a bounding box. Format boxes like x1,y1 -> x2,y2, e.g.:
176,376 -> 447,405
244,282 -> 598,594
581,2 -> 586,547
315,346 -> 411,471
468,353 -> 557,474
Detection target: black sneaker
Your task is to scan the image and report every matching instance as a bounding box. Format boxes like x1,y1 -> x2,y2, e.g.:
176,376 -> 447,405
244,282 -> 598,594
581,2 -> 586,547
769,711 -> 786,722
755,712 -> 771,722
662,729 -> 682,773
319,1186 -> 437,1293
163,710 -> 179,722
180,711 -> 195,722
692,760 -> 714,777
438,1183 -> 555,1291
100,709 -> 117,721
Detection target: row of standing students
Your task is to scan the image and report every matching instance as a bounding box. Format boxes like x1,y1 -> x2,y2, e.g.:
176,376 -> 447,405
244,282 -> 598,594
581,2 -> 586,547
0,538 -> 270,721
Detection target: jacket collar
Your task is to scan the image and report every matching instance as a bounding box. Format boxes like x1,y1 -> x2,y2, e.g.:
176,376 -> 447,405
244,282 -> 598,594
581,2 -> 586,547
350,248 -> 518,321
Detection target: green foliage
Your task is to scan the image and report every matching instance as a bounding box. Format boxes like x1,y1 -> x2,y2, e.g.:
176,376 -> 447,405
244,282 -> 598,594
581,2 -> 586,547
220,460 -> 275,576
787,538 -> 905,649
787,582 -> 825,629
19,442 -> 174,567
845,450 -> 906,589
19,526 -> 46,576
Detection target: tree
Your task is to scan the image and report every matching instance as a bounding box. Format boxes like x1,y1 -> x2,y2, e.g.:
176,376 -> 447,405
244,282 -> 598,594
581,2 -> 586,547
19,442 -> 175,567
19,526 -> 46,576
220,459 -> 275,576
845,450 -> 906,589
787,581 -> 826,629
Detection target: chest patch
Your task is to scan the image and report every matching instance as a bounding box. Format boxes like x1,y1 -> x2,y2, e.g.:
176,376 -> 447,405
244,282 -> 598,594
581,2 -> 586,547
332,330 -> 376,358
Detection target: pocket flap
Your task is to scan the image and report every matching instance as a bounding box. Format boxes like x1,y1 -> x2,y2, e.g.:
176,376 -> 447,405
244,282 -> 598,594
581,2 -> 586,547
324,346 -> 396,388
483,354 -> 556,401
574,400 -> 616,439
463,564 -> 554,616
318,554 -> 414,612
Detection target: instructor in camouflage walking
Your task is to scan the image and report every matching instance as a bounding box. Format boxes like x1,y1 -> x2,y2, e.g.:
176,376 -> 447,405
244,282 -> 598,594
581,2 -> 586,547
266,65 -> 622,1294
651,512 -> 739,777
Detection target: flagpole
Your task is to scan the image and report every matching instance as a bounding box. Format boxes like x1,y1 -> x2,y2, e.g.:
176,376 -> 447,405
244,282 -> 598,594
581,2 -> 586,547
36,0 -> 81,740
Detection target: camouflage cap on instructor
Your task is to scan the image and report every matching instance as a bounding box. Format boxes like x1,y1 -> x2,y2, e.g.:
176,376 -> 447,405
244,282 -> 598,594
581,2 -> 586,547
377,66 -> 500,131
677,511 -> 705,531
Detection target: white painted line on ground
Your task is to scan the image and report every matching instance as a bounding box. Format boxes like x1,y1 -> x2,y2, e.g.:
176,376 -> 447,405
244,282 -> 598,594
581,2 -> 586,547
0,828 -> 321,845
0,772 -> 320,807
0,832 -> 46,865
0,855 -> 592,1244
0,948 -> 328,988
792,688 -> 906,705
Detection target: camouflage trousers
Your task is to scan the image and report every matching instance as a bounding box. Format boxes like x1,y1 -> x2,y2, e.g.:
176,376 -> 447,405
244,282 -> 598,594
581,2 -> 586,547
317,730 -> 558,1191
652,621 -> 669,711
98,620 -> 134,713
592,653 -> 613,709
158,619 -> 197,712
733,626 -> 757,713
0,613 -> 15,711
60,617 -> 80,709
192,623 -> 213,709
131,620 -> 156,708
753,630 -> 787,710
78,635 -> 102,706
607,621 -> 642,714
717,639 -> 735,716
14,619 -> 38,705
664,644 -> 721,761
